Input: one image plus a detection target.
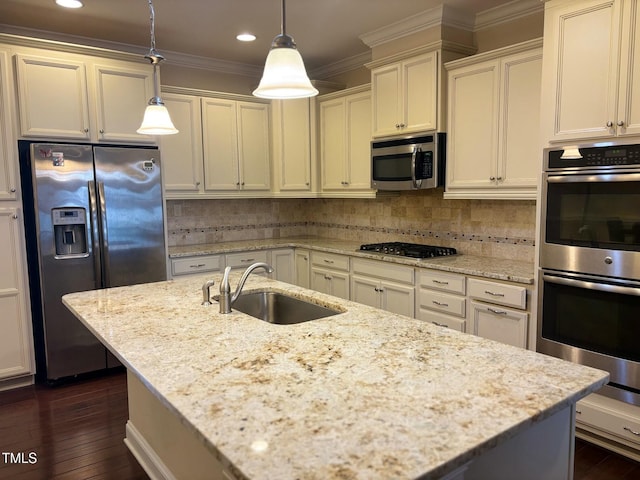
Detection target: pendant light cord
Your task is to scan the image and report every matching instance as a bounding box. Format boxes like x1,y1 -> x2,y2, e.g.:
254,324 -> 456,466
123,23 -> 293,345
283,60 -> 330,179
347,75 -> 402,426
148,0 -> 157,55
281,0 -> 286,36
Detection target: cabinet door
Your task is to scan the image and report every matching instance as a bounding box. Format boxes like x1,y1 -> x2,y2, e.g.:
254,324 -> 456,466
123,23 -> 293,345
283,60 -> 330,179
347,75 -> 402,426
470,300 -> 528,348
345,92 -> 372,190
351,275 -> 381,309
272,99 -> 311,192
311,267 -> 332,296
0,50 -> 17,201
498,50 -> 542,189
202,98 -> 239,191
618,0 -> 640,137
319,98 -> 346,190
329,271 -> 350,300
270,249 -> 294,284
93,63 -> 155,144
381,281 -> 414,318
0,208 -> 33,379
15,54 -> 90,140
447,61 -> 498,190
160,93 -> 204,194
403,52 -> 438,133
236,101 -> 270,191
371,63 -> 401,137
295,249 -> 310,288
542,0 -> 622,142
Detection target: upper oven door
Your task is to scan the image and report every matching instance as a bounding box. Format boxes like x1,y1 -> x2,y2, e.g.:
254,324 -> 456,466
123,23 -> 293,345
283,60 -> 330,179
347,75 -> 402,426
540,171 -> 640,279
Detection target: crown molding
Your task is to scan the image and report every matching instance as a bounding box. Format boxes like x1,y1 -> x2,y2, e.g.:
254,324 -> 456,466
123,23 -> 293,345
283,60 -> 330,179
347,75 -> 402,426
0,24 -> 262,77
474,0 -> 543,31
359,5 -> 475,49
310,51 -> 371,80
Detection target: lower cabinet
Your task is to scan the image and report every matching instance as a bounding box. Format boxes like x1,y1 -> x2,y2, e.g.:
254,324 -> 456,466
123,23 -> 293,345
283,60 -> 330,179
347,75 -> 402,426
310,251 -> 350,300
294,249 -> 311,288
351,258 -> 414,317
269,248 -> 295,284
416,269 -> 467,332
467,278 -> 529,348
171,254 -> 222,277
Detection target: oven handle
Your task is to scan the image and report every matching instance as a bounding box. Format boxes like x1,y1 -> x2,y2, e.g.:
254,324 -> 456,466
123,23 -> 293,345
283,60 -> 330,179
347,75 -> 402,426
546,172 -> 640,183
542,273 -> 640,297
411,146 -> 421,189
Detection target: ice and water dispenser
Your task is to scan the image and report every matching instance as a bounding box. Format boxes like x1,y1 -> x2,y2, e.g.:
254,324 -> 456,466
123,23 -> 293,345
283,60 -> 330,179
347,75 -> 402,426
52,207 -> 88,257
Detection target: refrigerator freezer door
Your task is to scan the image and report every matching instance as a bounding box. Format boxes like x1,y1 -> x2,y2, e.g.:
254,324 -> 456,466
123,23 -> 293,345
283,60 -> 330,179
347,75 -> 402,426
93,147 -> 167,287
30,144 -> 106,380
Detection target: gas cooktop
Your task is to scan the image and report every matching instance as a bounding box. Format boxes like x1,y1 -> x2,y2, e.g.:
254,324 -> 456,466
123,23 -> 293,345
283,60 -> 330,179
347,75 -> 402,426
359,242 -> 457,259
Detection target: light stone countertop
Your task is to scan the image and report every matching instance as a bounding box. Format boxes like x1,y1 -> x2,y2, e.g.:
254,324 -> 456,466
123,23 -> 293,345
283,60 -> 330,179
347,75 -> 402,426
63,273 -> 607,480
168,237 -> 535,285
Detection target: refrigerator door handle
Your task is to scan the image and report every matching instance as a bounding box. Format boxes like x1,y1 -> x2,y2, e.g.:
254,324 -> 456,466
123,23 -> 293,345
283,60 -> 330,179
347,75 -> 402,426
88,181 -> 102,287
97,181 -> 111,287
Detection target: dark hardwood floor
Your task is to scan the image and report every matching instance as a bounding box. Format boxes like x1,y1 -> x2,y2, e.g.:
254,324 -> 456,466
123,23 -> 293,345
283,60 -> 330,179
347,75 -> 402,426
1,371 -> 639,479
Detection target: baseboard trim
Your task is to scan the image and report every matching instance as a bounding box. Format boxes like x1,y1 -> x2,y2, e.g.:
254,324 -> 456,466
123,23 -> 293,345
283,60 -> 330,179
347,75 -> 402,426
124,420 -> 177,480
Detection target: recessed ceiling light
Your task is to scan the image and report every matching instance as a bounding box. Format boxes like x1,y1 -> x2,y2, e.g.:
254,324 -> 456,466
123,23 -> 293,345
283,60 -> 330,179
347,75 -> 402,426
236,33 -> 257,42
55,0 -> 84,8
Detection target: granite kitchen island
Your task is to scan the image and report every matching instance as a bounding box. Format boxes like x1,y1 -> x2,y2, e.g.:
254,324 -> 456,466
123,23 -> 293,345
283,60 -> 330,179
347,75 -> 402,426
62,272 -> 608,480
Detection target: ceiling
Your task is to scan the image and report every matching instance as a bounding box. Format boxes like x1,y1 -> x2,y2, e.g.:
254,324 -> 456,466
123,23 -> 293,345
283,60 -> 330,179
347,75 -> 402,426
0,0 -> 516,74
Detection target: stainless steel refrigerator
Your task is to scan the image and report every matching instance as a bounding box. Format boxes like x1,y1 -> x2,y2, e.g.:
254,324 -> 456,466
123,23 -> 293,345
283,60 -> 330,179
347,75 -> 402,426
20,142 -> 167,382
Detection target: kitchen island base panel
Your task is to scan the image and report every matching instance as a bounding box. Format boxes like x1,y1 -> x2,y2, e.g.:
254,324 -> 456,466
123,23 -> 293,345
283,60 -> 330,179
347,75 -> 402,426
125,371 -> 233,480
126,371 -> 576,480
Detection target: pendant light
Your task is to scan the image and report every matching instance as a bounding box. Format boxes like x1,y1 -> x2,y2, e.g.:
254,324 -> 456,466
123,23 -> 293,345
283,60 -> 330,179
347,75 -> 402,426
137,0 -> 178,135
253,0 -> 318,99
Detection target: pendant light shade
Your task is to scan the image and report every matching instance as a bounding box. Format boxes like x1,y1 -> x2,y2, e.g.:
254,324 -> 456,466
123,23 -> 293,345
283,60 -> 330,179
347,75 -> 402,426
253,0 -> 318,99
137,0 -> 178,135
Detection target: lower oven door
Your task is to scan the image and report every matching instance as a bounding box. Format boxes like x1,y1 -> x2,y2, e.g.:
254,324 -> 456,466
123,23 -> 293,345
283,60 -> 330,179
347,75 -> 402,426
537,270 -> 640,404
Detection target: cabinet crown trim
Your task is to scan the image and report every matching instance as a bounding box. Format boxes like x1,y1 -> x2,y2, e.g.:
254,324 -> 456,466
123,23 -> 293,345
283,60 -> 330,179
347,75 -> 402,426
444,38 -> 543,70
162,85 -> 270,104
365,41 -> 476,70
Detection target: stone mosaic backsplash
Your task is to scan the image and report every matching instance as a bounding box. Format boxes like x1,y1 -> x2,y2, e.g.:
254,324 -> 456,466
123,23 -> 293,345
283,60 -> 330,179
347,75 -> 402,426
166,190 -> 536,263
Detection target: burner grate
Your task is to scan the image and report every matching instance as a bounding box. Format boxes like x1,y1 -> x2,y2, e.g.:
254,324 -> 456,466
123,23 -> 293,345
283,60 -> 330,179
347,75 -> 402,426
359,242 -> 457,258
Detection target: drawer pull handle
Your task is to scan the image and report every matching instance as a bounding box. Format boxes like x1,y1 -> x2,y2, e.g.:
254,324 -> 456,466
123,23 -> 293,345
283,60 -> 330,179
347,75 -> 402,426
323,259 -> 335,264
576,409 -> 582,415
432,321 -> 449,328
241,258 -> 255,263
488,307 -> 507,315
432,280 -> 449,285
324,275 -> 332,280
624,426 -> 640,436
432,300 -> 449,307
484,290 -> 505,297
190,264 -> 206,268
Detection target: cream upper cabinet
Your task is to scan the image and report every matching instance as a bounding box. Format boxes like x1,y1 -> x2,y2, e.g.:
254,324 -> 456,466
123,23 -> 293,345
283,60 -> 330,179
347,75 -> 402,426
15,52 -> 154,144
202,98 -> 270,193
159,92 -> 204,195
318,85 -> 373,196
0,49 -> 17,201
0,208 -> 34,380
271,98 -> 315,196
541,0 -> 640,142
445,40 -> 542,200
370,52 -> 437,138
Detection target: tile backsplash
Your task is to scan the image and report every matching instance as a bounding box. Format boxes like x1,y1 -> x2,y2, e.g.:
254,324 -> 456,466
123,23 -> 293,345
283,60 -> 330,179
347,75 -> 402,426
167,189 -> 536,263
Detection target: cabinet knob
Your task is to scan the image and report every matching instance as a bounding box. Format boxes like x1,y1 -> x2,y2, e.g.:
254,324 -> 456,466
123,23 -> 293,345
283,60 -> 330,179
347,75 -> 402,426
196,181 -> 201,186
489,176 -> 496,181
305,182 -> 310,186
12,213 -> 18,220
617,120 -> 625,127
606,121 -> 613,128
10,187 -> 16,193
99,129 -> 105,134
395,123 -> 400,128
84,128 -> 89,133
496,176 -> 503,181
400,123 -> 406,128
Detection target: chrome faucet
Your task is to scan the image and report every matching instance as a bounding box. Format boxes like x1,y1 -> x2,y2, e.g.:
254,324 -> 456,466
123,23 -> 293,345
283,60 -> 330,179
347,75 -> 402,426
219,262 -> 273,314
201,279 -> 215,305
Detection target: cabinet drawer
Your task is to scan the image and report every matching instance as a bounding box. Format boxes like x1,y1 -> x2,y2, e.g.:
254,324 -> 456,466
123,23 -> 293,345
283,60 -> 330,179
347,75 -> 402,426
225,250 -> 268,269
352,258 -> 413,285
310,251 -> 349,272
467,278 -> 527,310
577,397 -> 640,447
418,269 -> 466,294
417,309 -> 466,332
418,290 -> 465,318
172,255 -> 221,276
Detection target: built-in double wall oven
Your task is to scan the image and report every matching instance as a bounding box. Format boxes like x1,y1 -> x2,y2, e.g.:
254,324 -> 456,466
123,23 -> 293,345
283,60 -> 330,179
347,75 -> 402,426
538,142 -> 640,406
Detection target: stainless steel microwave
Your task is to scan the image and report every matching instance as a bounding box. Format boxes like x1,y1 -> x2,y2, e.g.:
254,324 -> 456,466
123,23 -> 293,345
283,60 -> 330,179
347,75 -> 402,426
371,132 -> 445,190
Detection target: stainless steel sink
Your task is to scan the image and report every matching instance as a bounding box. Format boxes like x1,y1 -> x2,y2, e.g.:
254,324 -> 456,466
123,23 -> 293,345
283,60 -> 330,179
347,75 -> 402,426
224,291 -> 341,325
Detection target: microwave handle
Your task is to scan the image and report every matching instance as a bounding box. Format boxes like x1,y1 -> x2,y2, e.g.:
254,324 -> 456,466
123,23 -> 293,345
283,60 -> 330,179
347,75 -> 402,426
542,272 -> 640,296
412,146 -> 421,188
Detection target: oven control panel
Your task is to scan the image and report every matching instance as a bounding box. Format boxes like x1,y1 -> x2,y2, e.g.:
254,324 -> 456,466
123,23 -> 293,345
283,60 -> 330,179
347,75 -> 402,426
547,144 -> 640,169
